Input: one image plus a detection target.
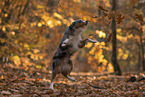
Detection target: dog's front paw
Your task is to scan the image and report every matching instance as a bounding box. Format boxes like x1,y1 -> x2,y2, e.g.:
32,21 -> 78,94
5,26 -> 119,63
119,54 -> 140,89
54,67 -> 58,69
61,43 -> 67,47
61,39 -> 70,47
87,38 -> 97,43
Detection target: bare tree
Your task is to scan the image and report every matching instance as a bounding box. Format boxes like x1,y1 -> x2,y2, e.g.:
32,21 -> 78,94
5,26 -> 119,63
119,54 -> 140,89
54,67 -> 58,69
111,0 -> 122,75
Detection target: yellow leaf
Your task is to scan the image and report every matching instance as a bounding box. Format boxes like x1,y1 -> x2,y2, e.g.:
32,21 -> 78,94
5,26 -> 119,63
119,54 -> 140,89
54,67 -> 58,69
30,54 -> 34,59
0,75 -> 4,79
0,38 -> 5,43
100,42 -> 105,45
2,26 -> 6,31
33,49 -> 40,54
85,43 -> 93,48
13,56 -> 21,66
96,30 -> 106,38
35,55 -> 39,60
53,12 -> 63,19
24,43 -> 30,50
73,0 -> 81,3
107,63 -> 114,72
38,23 -> 42,27
39,55 -> 43,60
11,31 -> 15,35
5,13 -> 8,17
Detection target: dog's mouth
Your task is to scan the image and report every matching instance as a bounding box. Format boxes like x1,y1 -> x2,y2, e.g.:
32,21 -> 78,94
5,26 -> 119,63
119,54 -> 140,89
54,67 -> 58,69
75,21 -> 88,28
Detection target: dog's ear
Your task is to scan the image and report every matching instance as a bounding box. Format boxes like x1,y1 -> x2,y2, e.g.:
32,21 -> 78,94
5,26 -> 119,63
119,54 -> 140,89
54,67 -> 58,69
69,22 -> 75,29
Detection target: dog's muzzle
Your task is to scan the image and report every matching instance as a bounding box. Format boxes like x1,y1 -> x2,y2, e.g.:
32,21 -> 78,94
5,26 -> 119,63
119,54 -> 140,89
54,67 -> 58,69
85,21 -> 88,25
76,21 -> 88,28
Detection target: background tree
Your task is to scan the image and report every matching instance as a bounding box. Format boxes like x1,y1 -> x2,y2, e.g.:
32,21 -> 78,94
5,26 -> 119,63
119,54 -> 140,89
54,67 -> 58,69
111,0 -> 122,75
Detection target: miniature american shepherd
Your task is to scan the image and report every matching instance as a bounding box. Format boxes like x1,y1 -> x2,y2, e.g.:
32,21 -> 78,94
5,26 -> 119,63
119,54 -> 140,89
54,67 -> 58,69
50,19 -> 96,89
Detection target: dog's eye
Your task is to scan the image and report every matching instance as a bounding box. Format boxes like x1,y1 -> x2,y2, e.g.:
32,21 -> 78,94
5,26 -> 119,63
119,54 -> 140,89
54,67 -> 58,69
78,20 -> 82,23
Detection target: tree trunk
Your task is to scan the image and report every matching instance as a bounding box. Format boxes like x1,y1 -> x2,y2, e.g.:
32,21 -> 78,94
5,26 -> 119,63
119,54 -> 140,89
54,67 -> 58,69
111,0 -> 122,75
140,29 -> 145,71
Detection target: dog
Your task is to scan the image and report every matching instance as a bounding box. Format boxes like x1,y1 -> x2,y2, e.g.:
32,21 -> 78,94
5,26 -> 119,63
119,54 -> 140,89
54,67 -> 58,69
49,19 -> 97,89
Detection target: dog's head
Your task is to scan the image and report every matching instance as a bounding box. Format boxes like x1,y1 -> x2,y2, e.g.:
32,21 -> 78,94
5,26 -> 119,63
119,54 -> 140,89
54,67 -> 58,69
69,19 -> 88,35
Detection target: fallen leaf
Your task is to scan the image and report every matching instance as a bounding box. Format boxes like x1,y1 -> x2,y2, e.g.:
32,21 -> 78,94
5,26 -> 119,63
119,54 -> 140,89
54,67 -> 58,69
45,89 -> 54,94
116,13 -> 124,24
1,91 -> 11,95
106,33 -> 112,43
98,5 -> 108,12
135,13 -> 143,22
10,94 -> 22,97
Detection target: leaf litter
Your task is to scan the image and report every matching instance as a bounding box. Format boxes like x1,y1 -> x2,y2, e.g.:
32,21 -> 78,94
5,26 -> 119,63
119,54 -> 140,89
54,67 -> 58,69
0,67 -> 145,96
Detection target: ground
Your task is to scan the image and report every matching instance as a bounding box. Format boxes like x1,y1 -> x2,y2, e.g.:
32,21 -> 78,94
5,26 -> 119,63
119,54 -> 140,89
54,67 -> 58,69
0,67 -> 145,97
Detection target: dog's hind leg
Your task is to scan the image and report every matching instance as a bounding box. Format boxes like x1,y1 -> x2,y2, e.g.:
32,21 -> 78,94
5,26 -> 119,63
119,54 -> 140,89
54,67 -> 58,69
49,71 -> 56,90
50,61 -> 57,90
61,59 -> 76,82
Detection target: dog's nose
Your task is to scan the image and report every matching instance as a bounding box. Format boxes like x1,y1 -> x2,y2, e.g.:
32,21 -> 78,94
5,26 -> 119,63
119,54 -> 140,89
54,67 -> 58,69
85,21 -> 88,25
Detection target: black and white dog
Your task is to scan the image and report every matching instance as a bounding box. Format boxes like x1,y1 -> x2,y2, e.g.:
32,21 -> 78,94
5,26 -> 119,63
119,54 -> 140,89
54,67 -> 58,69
50,19 -> 96,89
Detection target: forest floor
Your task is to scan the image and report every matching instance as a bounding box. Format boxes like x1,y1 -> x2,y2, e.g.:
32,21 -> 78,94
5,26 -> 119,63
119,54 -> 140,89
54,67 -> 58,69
0,67 -> 145,97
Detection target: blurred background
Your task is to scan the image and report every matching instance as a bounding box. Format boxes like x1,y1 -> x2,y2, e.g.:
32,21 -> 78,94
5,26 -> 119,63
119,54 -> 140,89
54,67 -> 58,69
0,0 -> 145,73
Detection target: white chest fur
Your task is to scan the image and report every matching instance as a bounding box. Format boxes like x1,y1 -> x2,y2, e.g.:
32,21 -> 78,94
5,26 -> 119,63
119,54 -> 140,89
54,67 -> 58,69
61,27 -> 85,51
71,35 -> 81,51
62,35 -> 81,52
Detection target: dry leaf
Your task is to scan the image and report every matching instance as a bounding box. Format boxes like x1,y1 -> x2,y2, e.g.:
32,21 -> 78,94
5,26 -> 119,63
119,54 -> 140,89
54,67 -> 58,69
116,13 -> 124,24
45,89 -> 54,94
106,33 -> 112,43
1,91 -> 11,95
9,94 -> 22,97
98,5 -> 108,12
135,13 -> 143,22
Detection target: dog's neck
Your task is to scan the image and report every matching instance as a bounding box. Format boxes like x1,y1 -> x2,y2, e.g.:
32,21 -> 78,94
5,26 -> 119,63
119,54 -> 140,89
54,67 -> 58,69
73,27 -> 85,36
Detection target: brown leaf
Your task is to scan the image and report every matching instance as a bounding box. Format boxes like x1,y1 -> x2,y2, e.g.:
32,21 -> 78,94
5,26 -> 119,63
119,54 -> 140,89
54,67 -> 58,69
22,94 -> 30,97
116,13 -> 124,24
98,5 -> 108,12
1,91 -> 11,95
135,13 -> 143,22
106,33 -> 112,43
9,94 -> 22,97
45,89 -> 54,94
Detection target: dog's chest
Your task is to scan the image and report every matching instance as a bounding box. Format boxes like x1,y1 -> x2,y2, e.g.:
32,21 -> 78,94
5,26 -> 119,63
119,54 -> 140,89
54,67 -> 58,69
70,35 -> 81,51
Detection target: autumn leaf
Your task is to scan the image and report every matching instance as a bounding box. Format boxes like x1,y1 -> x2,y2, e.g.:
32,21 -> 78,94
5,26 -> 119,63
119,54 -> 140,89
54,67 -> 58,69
98,5 -> 108,12
116,13 -> 124,24
106,33 -> 112,43
135,13 -> 143,22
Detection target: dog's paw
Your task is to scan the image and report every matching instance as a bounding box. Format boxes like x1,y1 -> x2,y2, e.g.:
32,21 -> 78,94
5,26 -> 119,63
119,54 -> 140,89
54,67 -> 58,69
63,39 -> 69,44
87,38 -> 97,43
67,76 -> 76,82
61,39 -> 70,47
70,78 -> 76,82
49,83 -> 54,90
61,43 -> 67,47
